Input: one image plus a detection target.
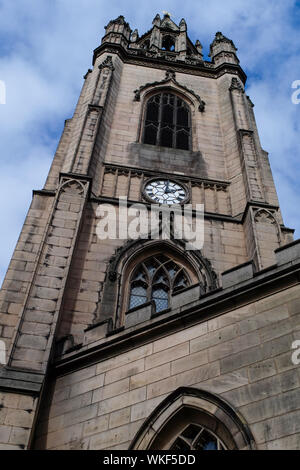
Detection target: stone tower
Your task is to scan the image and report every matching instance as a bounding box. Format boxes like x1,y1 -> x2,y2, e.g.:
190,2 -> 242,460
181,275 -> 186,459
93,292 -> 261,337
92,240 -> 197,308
0,14 -> 299,450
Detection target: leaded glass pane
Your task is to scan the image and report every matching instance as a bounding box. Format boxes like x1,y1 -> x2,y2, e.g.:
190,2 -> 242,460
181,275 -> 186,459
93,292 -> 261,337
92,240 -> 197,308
128,254 -> 191,313
143,92 -> 190,149
177,105 -> 189,126
146,101 -> 159,122
129,284 -> 147,309
176,130 -> 189,150
144,124 -> 157,145
152,286 -> 168,312
131,285 -> 147,296
162,104 -> 174,124
129,295 -> 147,309
194,429 -> 218,450
170,425 -> 226,451
160,126 -> 173,148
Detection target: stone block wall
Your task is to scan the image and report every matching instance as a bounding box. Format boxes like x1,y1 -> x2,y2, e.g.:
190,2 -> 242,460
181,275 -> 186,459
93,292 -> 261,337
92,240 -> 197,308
0,392 -> 38,450
34,282 -> 300,450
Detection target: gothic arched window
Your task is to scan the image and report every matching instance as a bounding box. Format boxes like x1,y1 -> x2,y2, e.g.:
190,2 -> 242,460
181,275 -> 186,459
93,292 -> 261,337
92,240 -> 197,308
162,35 -> 175,52
143,92 -> 191,150
130,388 -> 256,450
128,254 -> 190,313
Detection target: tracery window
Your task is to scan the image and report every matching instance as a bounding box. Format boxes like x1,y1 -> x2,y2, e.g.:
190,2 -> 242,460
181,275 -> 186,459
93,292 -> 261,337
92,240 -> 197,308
143,92 -> 191,150
170,424 -> 226,451
128,254 -> 190,313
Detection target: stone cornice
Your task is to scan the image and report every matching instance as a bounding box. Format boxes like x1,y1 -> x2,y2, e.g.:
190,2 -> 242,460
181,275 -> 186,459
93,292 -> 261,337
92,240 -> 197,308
51,256 -> 300,377
92,43 -> 247,83
0,367 -> 44,395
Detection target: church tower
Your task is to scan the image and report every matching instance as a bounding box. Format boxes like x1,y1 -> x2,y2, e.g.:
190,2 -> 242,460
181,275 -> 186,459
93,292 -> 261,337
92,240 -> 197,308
0,13 -> 299,450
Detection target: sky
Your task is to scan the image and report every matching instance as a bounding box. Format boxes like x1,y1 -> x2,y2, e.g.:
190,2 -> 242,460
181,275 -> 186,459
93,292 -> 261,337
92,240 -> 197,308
0,0 -> 299,284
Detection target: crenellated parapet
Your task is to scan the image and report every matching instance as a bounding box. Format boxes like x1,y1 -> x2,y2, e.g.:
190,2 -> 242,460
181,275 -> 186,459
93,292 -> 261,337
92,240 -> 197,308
93,13 -> 245,78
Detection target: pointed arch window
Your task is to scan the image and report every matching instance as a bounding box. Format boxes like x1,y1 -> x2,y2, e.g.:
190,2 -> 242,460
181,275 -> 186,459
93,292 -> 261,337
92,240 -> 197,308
129,388 -> 255,450
143,92 -> 191,150
162,35 -> 175,52
128,254 -> 190,313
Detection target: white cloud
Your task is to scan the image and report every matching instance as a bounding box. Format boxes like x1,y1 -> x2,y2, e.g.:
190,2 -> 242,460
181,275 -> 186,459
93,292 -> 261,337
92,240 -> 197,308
0,0 -> 299,283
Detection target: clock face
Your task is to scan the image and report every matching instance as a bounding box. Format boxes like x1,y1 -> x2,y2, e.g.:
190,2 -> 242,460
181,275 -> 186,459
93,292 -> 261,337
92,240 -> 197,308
144,179 -> 187,205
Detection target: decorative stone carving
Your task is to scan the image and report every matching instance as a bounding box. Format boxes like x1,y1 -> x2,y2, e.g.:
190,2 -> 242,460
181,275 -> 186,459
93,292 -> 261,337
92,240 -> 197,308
98,55 -> 115,71
254,208 -> 277,224
133,69 -> 206,112
106,238 -> 218,292
105,15 -> 130,30
60,179 -> 85,196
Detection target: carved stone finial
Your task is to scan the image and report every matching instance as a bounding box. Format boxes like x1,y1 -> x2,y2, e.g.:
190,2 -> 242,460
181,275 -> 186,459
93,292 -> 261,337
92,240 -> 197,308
152,13 -> 161,25
198,100 -> 206,112
131,29 -> 139,42
179,18 -> 187,31
195,39 -> 203,57
165,70 -> 176,80
133,89 -> 141,102
209,31 -> 237,56
106,15 -> 126,27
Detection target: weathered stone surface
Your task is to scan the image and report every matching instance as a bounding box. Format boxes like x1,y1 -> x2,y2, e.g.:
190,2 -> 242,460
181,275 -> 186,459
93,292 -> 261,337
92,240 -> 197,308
0,14 -> 299,452
222,261 -> 254,288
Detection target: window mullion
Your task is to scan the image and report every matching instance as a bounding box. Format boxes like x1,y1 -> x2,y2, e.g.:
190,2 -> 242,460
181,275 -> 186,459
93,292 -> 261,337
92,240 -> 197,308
173,96 -> 177,149
157,93 -> 163,146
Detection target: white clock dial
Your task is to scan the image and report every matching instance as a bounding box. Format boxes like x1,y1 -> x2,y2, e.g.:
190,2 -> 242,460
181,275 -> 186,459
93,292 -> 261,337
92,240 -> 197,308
144,180 -> 187,204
